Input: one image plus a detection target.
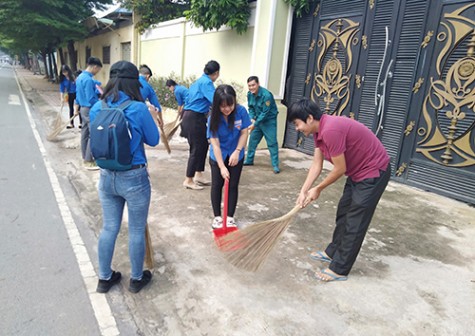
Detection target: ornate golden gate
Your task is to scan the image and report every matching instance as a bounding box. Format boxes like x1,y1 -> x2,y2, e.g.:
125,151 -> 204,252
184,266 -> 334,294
398,2 -> 475,202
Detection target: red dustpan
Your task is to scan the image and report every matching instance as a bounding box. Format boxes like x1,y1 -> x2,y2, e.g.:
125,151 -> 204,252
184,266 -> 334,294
213,179 -> 238,249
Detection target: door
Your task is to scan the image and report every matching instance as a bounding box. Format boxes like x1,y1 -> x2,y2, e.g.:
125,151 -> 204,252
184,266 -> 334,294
397,1 -> 475,203
284,0 -> 402,153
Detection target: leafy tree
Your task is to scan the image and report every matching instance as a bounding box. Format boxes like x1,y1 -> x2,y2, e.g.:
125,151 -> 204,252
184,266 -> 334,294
119,0 -> 189,33
283,0 -> 315,17
184,0 -> 251,34
0,0 -> 113,74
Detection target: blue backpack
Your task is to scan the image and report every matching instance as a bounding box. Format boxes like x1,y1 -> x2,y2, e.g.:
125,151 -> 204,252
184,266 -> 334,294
90,100 -> 134,171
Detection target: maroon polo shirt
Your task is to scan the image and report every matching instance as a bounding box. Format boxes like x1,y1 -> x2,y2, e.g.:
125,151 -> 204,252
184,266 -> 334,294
313,114 -> 390,182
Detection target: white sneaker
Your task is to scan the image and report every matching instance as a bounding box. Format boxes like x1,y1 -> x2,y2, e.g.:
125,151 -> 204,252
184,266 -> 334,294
212,216 -> 223,229
226,217 -> 237,228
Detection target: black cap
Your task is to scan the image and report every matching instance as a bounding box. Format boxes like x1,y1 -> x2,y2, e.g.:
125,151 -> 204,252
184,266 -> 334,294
110,61 -> 139,79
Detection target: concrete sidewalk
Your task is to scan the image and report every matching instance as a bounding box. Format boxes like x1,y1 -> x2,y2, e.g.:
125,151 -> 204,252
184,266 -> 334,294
16,66 -> 475,336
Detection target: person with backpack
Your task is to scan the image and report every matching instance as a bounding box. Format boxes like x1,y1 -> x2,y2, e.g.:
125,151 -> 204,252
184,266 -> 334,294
89,61 -> 160,294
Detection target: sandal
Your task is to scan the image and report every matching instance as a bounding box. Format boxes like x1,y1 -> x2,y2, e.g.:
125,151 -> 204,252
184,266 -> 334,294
314,269 -> 348,282
309,251 -> 332,263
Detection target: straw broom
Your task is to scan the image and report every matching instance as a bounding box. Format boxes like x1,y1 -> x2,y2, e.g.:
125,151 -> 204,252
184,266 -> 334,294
156,112 -> 171,154
163,112 -> 182,140
219,205 -> 301,272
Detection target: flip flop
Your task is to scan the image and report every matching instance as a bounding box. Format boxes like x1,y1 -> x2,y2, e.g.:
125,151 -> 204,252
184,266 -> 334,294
309,251 -> 332,263
314,269 -> 348,282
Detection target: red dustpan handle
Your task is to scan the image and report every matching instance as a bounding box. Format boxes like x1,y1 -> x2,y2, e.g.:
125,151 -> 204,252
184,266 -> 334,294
222,178 -> 229,229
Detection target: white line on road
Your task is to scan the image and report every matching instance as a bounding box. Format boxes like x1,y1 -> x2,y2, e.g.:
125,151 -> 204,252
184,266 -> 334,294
8,94 -> 21,105
13,69 -> 120,336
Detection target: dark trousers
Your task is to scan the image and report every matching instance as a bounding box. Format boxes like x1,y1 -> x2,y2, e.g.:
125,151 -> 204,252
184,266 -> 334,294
67,93 -> 82,125
182,111 -> 208,178
325,163 -> 391,275
210,158 -> 244,217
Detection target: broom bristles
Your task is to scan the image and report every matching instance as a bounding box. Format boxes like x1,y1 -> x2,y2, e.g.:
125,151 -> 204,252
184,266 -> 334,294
219,205 -> 301,272
163,114 -> 181,140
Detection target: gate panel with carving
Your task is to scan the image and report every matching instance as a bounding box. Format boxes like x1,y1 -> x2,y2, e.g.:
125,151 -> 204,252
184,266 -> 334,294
400,2 -> 475,203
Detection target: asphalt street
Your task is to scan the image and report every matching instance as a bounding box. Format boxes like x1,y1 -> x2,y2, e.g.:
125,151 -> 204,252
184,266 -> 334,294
0,64 -> 101,335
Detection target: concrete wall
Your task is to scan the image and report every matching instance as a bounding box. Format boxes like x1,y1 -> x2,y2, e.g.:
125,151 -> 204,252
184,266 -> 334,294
74,24 -> 135,84
140,1 -> 293,148
140,16 -> 255,92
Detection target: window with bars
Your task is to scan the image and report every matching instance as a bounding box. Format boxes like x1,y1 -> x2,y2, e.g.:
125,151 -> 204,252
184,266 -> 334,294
102,46 -> 111,64
85,47 -> 91,63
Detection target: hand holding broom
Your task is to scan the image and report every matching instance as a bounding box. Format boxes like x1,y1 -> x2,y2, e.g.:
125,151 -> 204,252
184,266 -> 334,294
148,103 -> 171,154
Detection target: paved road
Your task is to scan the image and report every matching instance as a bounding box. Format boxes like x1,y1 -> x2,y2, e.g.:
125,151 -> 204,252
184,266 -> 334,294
0,64 -> 102,335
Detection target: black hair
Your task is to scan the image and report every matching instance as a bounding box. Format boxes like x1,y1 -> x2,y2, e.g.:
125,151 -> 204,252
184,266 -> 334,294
209,84 -> 237,133
287,98 -> 323,122
166,79 -> 177,87
139,64 -> 152,76
204,60 -> 220,75
87,57 -> 103,67
247,76 -> 259,84
101,77 -> 144,103
59,64 -> 75,82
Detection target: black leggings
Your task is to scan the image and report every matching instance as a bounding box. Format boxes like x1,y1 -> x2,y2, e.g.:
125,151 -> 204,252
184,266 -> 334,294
67,92 -> 82,124
210,158 -> 244,217
182,111 -> 208,177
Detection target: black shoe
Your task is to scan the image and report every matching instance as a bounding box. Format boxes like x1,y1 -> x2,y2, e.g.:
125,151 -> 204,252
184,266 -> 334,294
96,271 -> 121,293
243,161 -> 254,166
129,270 -> 152,293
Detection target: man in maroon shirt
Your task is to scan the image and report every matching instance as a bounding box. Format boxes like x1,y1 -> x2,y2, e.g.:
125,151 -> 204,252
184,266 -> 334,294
288,99 -> 391,281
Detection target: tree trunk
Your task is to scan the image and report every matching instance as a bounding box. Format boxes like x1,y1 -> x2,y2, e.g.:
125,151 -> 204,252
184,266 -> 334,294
40,49 -> 49,78
45,48 -> 54,80
23,53 -> 31,70
35,54 -> 43,75
67,40 -> 77,71
51,50 -> 59,83
58,47 -> 65,66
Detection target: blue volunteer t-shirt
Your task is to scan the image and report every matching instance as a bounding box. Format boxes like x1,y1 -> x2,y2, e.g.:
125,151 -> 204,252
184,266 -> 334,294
76,71 -> 98,107
174,85 -> 189,106
184,74 -> 215,113
89,91 -> 160,165
139,75 -> 162,112
207,104 -> 252,162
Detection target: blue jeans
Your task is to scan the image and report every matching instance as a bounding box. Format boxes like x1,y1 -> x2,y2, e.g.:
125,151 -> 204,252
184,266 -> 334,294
98,167 -> 151,280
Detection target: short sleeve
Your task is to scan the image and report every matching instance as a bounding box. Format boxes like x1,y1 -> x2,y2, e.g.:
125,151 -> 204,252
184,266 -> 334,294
238,105 -> 252,129
206,115 -> 216,139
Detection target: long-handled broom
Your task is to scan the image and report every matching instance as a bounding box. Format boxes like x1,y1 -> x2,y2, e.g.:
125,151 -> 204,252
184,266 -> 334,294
219,205 -> 301,271
47,103 -> 78,141
144,224 -> 154,270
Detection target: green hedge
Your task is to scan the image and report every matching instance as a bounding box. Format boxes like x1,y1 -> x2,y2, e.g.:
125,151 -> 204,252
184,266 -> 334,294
149,72 -> 247,109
